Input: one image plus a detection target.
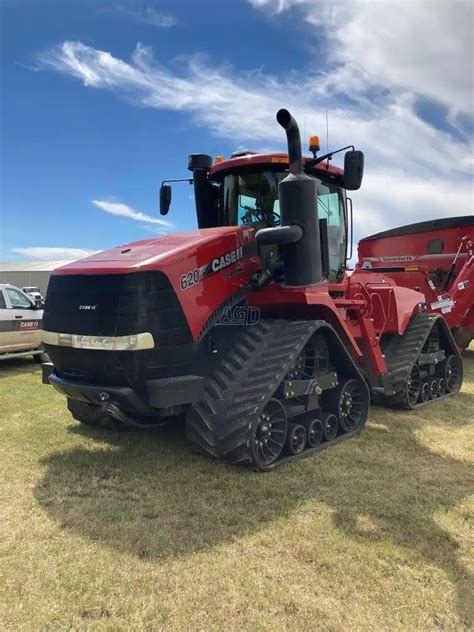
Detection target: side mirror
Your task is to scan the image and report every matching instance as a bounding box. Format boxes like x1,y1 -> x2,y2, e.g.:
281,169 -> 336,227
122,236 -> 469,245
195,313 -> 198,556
159,184 -> 172,215
344,150 -> 364,190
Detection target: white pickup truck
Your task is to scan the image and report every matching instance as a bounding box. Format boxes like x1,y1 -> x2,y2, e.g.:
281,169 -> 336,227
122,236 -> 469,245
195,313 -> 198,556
22,286 -> 44,306
0,283 -> 47,362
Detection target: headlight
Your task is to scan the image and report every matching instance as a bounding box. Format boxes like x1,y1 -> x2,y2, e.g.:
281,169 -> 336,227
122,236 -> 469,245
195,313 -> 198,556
42,331 -> 154,351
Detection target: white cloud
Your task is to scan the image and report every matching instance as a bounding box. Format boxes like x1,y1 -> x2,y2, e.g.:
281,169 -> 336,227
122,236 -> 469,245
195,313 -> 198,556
110,5 -> 178,28
12,247 -> 96,260
38,1 -> 473,237
92,199 -> 173,227
38,41 -> 472,172
140,8 -> 178,28
250,0 -> 474,118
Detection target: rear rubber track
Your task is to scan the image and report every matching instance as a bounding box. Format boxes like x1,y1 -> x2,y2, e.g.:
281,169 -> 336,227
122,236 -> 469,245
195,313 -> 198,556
379,313 -> 463,409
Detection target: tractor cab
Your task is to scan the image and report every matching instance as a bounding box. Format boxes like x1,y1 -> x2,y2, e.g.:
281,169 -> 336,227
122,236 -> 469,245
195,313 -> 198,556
209,153 -> 348,281
161,130 -> 363,283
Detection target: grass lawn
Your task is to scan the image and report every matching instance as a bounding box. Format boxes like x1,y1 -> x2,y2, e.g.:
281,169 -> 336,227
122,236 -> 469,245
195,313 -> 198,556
1,349 -> 473,631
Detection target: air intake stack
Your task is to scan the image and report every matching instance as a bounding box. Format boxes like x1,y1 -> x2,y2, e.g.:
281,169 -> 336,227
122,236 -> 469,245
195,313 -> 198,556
188,153 -> 217,228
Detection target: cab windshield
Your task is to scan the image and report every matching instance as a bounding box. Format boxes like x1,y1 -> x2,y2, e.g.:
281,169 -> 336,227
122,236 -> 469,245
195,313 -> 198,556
222,170 -> 346,280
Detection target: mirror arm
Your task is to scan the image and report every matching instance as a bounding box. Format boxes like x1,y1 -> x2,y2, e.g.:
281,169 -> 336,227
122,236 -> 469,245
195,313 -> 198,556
159,178 -> 193,215
161,178 -> 193,186
307,145 -> 355,167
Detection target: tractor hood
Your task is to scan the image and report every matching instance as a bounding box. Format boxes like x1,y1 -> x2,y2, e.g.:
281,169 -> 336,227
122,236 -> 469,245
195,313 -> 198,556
47,226 -> 260,340
55,227 -> 252,275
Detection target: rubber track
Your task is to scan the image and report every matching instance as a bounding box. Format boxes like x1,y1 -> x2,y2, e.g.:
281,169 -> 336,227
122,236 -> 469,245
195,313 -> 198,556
380,313 -> 460,408
185,319 -> 323,467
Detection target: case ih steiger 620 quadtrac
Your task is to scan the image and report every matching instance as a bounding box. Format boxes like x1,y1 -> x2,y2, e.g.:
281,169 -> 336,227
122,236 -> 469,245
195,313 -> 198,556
357,217 -> 474,350
41,109 -> 464,470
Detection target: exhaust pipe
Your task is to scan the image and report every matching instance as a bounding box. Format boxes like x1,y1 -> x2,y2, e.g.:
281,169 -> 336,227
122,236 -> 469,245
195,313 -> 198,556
276,109 -> 303,175
276,109 -> 323,286
255,108 -> 324,286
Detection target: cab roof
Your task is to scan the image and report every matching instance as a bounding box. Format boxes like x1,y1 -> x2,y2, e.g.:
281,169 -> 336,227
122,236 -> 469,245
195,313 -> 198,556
209,152 -> 344,181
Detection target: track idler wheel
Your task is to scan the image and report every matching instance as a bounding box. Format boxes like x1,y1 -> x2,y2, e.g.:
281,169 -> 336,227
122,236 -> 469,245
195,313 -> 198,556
321,413 -> 338,441
444,355 -> 463,393
420,382 -> 430,403
251,398 -> 287,468
303,417 -> 324,448
322,378 -> 368,433
284,423 -> 307,455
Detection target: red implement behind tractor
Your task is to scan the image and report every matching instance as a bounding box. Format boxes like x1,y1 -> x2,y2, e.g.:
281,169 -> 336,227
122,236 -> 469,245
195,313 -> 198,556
41,109 -> 464,470
357,217 -> 474,349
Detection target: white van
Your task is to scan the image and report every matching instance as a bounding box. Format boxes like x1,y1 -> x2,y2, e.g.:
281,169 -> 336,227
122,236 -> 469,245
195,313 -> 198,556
0,284 -> 47,362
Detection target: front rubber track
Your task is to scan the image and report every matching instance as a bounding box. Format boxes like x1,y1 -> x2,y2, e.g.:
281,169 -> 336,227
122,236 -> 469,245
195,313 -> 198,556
185,319 -> 369,471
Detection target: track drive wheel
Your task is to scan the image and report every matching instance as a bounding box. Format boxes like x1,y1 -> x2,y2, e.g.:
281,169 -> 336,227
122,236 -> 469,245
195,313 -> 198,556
444,355 -> 463,393
422,327 -> 440,353
250,398 -> 287,468
322,378 -> 368,433
67,399 -> 127,430
286,332 -> 329,380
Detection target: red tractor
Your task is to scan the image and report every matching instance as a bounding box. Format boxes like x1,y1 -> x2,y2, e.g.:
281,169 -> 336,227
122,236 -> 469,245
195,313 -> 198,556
357,217 -> 474,349
41,109 -> 464,470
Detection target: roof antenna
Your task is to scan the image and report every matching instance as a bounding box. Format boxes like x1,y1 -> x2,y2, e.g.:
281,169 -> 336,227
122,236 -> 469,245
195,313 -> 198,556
325,109 -> 329,153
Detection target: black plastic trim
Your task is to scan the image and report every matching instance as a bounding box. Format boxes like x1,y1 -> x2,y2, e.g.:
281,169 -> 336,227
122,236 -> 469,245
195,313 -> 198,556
147,376 -> 205,408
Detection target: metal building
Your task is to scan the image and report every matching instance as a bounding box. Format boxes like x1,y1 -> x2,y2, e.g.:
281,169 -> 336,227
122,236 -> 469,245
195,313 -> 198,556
0,260 -> 76,296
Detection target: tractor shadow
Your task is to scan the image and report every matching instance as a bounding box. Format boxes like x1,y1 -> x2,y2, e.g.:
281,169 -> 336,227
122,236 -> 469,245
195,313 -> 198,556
0,356 -> 41,378
35,352 -> 474,625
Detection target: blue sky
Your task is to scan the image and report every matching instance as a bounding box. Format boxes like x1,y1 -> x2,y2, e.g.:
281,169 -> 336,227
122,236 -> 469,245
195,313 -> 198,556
1,0 -> 473,261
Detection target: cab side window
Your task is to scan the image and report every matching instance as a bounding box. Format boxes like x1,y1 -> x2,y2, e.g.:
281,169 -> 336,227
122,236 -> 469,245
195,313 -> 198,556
0,291 -> 6,309
5,288 -> 32,309
317,182 -> 345,281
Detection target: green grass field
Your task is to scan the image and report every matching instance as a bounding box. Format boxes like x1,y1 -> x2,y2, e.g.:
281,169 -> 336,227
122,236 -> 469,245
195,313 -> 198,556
1,350 -> 473,631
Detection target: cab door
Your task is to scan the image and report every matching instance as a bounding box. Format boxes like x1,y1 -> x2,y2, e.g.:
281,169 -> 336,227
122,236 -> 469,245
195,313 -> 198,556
4,287 -> 42,351
0,289 -> 13,350
316,181 -> 347,282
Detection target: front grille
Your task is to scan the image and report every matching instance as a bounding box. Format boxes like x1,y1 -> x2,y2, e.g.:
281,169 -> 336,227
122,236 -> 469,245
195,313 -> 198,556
44,272 -> 188,337
43,271 -> 195,388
